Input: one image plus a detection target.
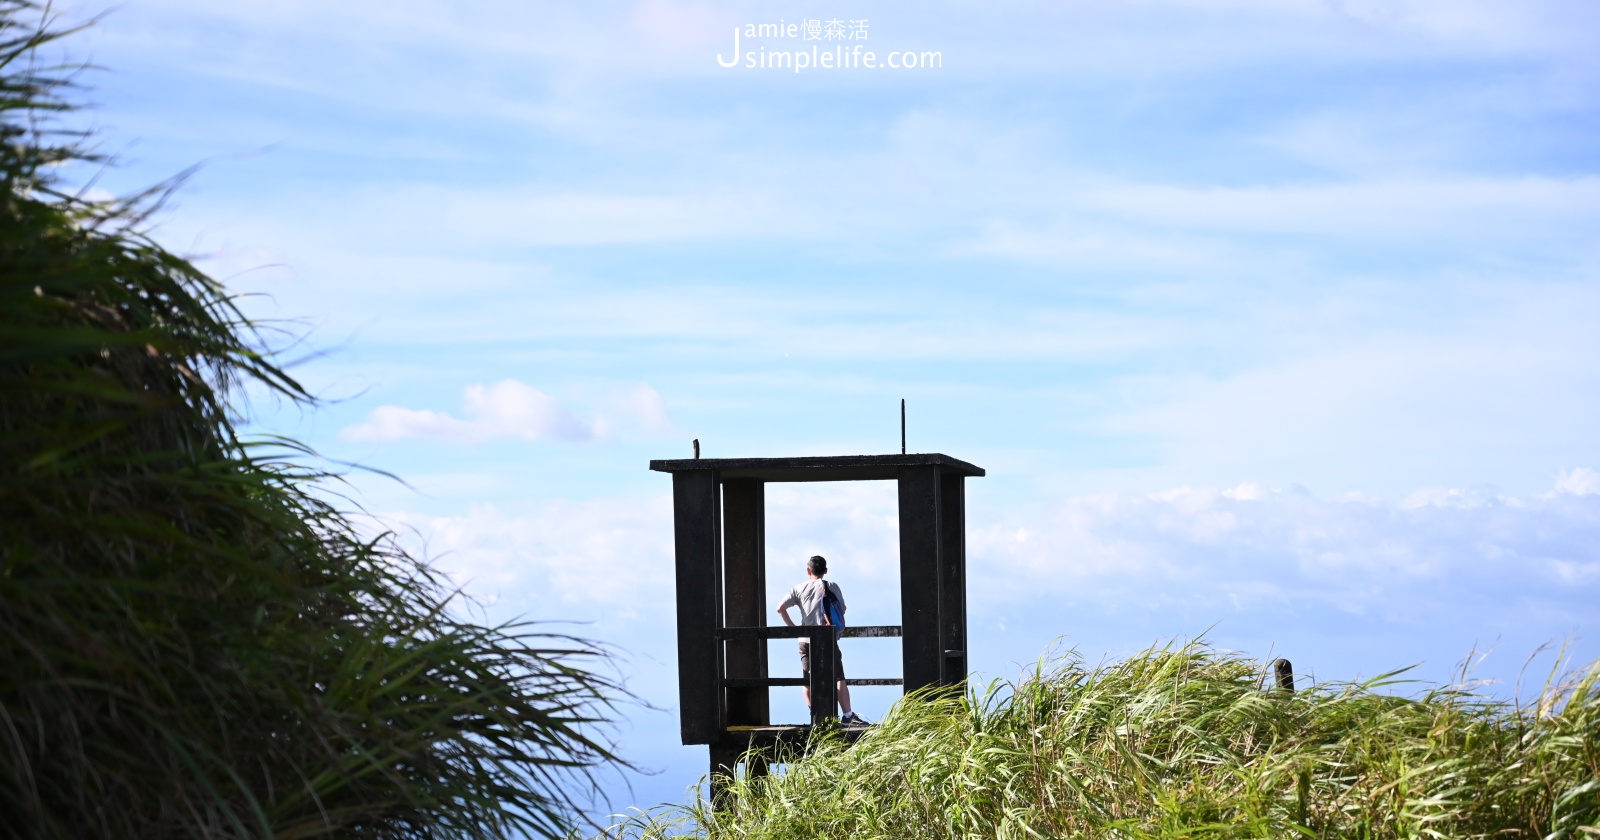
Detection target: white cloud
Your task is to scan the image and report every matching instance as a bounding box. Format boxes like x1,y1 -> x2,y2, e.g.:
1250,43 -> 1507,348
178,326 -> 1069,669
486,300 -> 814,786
1552,559 -> 1600,585
1080,177 -> 1600,248
948,218 -> 1261,273
340,380 -> 681,444
345,188 -> 823,248
592,383 -> 682,440
969,474 -> 1600,628
1092,284 -> 1600,494
378,496 -> 676,618
763,483 -> 903,589
949,174 -> 1600,271
376,484 -> 904,619
1554,467 -> 1600,497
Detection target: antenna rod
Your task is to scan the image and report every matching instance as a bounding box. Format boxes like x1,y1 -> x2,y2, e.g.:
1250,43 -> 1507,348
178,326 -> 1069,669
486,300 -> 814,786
900,399 -> 906,455
693,438 -> 700,459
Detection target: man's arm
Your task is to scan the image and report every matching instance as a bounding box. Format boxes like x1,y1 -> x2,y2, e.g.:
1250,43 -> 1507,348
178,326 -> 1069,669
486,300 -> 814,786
776,589 -> 797,627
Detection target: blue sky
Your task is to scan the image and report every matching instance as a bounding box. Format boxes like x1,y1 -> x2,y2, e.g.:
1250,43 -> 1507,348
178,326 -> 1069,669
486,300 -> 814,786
50,0 -> 1600,817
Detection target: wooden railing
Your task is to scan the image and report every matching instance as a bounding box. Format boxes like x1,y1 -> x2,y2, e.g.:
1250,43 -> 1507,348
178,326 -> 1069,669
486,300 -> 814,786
717,625 -> 902,726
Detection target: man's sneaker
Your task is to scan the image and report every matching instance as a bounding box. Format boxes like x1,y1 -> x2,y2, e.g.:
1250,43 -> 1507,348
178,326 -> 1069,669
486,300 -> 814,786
841,712 -> 869,726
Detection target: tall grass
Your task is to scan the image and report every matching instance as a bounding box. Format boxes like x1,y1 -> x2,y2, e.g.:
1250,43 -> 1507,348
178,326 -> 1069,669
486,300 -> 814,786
608,642 -> 1599,839
1,4 -> 629,837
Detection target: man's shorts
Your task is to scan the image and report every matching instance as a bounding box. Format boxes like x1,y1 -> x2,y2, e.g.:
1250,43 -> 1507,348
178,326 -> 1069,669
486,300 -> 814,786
799,642 -> 845,682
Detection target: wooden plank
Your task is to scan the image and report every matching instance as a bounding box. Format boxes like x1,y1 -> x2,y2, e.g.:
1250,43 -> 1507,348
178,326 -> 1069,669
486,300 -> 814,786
672,470 -> 723,745
898,465 -> 943,694
807,626 -> 837,726
718,624 -> 901,640
719,724 -> 872,749
721,479 -> 768,726
650,453 -> 986,481
719,626 -> 810,640
939,473 -> 967,688
842,625 -> 903,638
724,678 -> 902,687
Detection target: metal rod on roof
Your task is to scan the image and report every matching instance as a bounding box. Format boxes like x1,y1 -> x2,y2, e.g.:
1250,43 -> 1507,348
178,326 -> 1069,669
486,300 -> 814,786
693,439 -> 700,459
900,399 -> 906,455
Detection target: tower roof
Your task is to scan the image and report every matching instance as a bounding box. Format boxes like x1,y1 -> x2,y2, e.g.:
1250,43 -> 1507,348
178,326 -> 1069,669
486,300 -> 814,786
649,452 -> 984,483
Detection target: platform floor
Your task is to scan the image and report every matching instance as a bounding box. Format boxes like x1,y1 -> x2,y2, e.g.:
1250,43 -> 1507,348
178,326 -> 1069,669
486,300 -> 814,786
722,722 -> 871,747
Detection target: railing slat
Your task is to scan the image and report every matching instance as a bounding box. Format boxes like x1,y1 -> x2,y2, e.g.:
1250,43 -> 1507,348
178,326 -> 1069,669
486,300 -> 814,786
722,677 -> 904,688
843,626 -> 903,638
718,624 -> 902,640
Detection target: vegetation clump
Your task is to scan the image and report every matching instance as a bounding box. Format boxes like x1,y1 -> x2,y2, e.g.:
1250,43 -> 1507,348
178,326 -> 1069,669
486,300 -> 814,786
613,642 -> 1599,839
1,5 -> 625,837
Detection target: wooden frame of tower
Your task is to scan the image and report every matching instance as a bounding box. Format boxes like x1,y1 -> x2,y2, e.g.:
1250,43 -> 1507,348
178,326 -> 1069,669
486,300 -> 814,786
649,452 -> 984,782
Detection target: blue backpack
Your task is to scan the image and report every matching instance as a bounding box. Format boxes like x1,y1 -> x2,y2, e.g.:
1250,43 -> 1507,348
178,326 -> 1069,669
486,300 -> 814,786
819,581 -> 845,638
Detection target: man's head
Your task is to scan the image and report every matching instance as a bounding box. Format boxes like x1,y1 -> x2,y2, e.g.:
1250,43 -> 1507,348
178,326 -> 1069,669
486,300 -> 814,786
807,555 -> 827,578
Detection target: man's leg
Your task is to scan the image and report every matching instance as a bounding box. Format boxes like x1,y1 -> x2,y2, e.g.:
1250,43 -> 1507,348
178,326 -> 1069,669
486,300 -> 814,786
800,645 -> 811,709
835,643 -> 852,715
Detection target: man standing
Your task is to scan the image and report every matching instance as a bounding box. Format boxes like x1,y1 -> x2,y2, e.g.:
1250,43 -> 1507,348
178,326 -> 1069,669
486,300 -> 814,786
776,555 -> 866,725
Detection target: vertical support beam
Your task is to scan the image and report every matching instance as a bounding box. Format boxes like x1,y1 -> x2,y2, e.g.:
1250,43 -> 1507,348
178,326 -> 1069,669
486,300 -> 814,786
672,470 -> 722,745
807,626 -> 837,726
709,739 -> 768,811
721,479 -> 768,726
708,742 -> 741,810
897,465 -> 943,694
939,473 -> 967,688
745,750 -> 770,780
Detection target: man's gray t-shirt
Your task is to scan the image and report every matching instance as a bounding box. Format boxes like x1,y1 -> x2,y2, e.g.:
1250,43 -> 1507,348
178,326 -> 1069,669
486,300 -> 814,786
778,579 -> 845,649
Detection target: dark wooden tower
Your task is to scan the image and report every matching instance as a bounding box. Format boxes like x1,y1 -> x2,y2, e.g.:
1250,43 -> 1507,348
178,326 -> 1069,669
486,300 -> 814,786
649,453 -> 985,781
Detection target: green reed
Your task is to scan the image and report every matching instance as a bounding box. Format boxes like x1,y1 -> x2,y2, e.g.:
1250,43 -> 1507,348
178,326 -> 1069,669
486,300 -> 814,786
606,641 -> 1598,839
2,4 -> 629,836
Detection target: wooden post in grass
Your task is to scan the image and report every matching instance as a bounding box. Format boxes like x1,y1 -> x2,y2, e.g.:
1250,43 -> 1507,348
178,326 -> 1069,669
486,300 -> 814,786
709,742 -> 740,809
808,625 -> 837,726
1275,658 -> 1295,692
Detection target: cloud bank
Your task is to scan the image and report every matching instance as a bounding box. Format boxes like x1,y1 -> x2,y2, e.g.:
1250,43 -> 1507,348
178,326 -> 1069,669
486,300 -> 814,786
379,471 -> 1600,648
971,472 -> 1600,627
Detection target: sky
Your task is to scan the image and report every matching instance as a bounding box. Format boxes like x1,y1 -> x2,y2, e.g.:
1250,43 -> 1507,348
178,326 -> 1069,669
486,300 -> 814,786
44,0 -> 1600,820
